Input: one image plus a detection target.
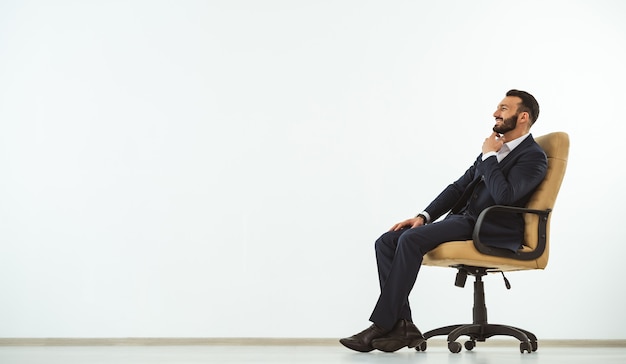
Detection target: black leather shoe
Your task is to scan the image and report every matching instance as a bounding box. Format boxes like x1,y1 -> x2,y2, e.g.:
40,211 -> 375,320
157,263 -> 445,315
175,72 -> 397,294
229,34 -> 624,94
371,319 -> 424,352
339,324 -> 389,352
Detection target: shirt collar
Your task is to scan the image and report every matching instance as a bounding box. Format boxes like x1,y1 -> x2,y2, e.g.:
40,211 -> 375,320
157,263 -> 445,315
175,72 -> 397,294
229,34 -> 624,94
503,133 -> 530,153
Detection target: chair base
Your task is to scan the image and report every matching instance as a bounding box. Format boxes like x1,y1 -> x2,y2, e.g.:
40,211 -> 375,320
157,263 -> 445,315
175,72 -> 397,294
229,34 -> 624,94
418,265 -> 538,354
421,323 -> 537,353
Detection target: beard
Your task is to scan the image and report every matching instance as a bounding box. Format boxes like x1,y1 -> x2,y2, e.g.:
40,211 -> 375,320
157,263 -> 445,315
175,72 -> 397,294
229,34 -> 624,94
493,113 -> 518,134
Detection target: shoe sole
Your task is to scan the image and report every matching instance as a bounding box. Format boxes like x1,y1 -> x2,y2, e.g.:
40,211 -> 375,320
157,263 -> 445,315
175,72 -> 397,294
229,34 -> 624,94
371,337 -> 425,353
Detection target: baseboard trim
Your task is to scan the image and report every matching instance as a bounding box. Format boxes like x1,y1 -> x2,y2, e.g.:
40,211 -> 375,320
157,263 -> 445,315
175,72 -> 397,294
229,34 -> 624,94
0,338 -> 337,346
1,338 -> 625,347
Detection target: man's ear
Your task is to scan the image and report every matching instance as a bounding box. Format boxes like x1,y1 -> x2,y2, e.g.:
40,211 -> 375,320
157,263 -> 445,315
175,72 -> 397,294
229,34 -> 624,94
518,111 -> 530,126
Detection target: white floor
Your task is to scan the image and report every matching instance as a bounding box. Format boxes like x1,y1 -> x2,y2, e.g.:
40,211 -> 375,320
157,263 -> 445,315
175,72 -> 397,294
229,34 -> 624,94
1,343 -> 626,364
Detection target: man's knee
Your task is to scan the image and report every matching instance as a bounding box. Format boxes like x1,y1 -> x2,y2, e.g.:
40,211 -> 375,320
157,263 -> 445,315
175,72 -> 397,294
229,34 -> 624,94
374,230 -> 398,252
396,229 -> 428,256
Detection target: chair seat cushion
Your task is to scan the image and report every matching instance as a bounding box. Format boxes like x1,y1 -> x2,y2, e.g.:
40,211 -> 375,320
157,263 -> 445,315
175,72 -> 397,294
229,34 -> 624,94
423,240 -> 547,272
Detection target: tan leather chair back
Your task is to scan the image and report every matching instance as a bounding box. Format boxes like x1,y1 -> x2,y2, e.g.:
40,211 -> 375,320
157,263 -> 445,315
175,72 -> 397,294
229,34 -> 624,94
522,132 -> 569,267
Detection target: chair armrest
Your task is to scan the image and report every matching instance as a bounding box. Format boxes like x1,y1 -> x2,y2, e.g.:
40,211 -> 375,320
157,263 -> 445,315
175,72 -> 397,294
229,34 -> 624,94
472,205 -> 552,261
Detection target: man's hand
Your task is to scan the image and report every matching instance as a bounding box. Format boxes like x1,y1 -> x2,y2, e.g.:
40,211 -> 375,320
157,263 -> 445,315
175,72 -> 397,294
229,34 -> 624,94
482,132 -> 504,155
389,216 -> 426,231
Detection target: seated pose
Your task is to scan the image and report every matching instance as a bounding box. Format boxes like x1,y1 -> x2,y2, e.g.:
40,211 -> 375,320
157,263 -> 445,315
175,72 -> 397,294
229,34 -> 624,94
340,89 -> 547,353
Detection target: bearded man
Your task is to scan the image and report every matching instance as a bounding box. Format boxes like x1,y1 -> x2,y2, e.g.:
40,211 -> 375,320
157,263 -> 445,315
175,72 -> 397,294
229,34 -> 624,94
340,89 -> 547,353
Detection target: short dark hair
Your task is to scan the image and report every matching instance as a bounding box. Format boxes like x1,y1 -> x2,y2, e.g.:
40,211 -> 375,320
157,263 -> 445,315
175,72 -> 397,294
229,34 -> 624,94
506,89 -> 540,124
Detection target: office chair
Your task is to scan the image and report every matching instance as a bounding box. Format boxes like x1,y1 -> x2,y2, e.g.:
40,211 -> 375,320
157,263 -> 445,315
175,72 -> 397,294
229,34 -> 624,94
417,131 -> 569,354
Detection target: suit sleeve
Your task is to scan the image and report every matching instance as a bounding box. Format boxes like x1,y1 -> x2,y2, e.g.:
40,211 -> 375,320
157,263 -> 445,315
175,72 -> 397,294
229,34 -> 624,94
422,155 -> 482,222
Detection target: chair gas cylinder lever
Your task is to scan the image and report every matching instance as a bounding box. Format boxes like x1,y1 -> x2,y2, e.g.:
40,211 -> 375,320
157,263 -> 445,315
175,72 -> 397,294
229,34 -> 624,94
500,271 -> 511,290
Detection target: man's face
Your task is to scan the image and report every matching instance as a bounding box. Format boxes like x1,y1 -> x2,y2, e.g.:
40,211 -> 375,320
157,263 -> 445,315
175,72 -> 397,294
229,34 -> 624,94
492,96 -> 521,134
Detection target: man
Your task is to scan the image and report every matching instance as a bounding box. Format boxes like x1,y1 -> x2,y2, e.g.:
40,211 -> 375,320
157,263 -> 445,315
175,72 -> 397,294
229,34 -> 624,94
340,89 -> 548,353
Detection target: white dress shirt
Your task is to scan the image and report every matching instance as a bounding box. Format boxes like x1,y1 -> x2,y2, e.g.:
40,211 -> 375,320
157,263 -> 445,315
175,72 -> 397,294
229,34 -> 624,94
481,133 -> 531,162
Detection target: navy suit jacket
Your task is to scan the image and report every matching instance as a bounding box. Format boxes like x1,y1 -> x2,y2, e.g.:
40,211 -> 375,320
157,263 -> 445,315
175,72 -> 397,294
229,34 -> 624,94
423,134 -> 548,251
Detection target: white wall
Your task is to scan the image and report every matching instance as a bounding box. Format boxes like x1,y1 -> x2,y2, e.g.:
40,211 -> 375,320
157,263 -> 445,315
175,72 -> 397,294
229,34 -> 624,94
1,0 -> 625,339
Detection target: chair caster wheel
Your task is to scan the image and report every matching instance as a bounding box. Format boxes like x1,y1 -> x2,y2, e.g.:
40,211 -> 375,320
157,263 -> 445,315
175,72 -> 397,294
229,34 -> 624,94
464,340 -> 475,351
531,341 -> 538,352
520,341 -> 532,353
415,341 -> 427,352
448,341 -> 462,353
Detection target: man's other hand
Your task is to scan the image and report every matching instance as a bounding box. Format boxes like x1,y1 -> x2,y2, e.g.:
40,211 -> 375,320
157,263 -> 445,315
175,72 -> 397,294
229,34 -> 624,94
389,216 -> 426,231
